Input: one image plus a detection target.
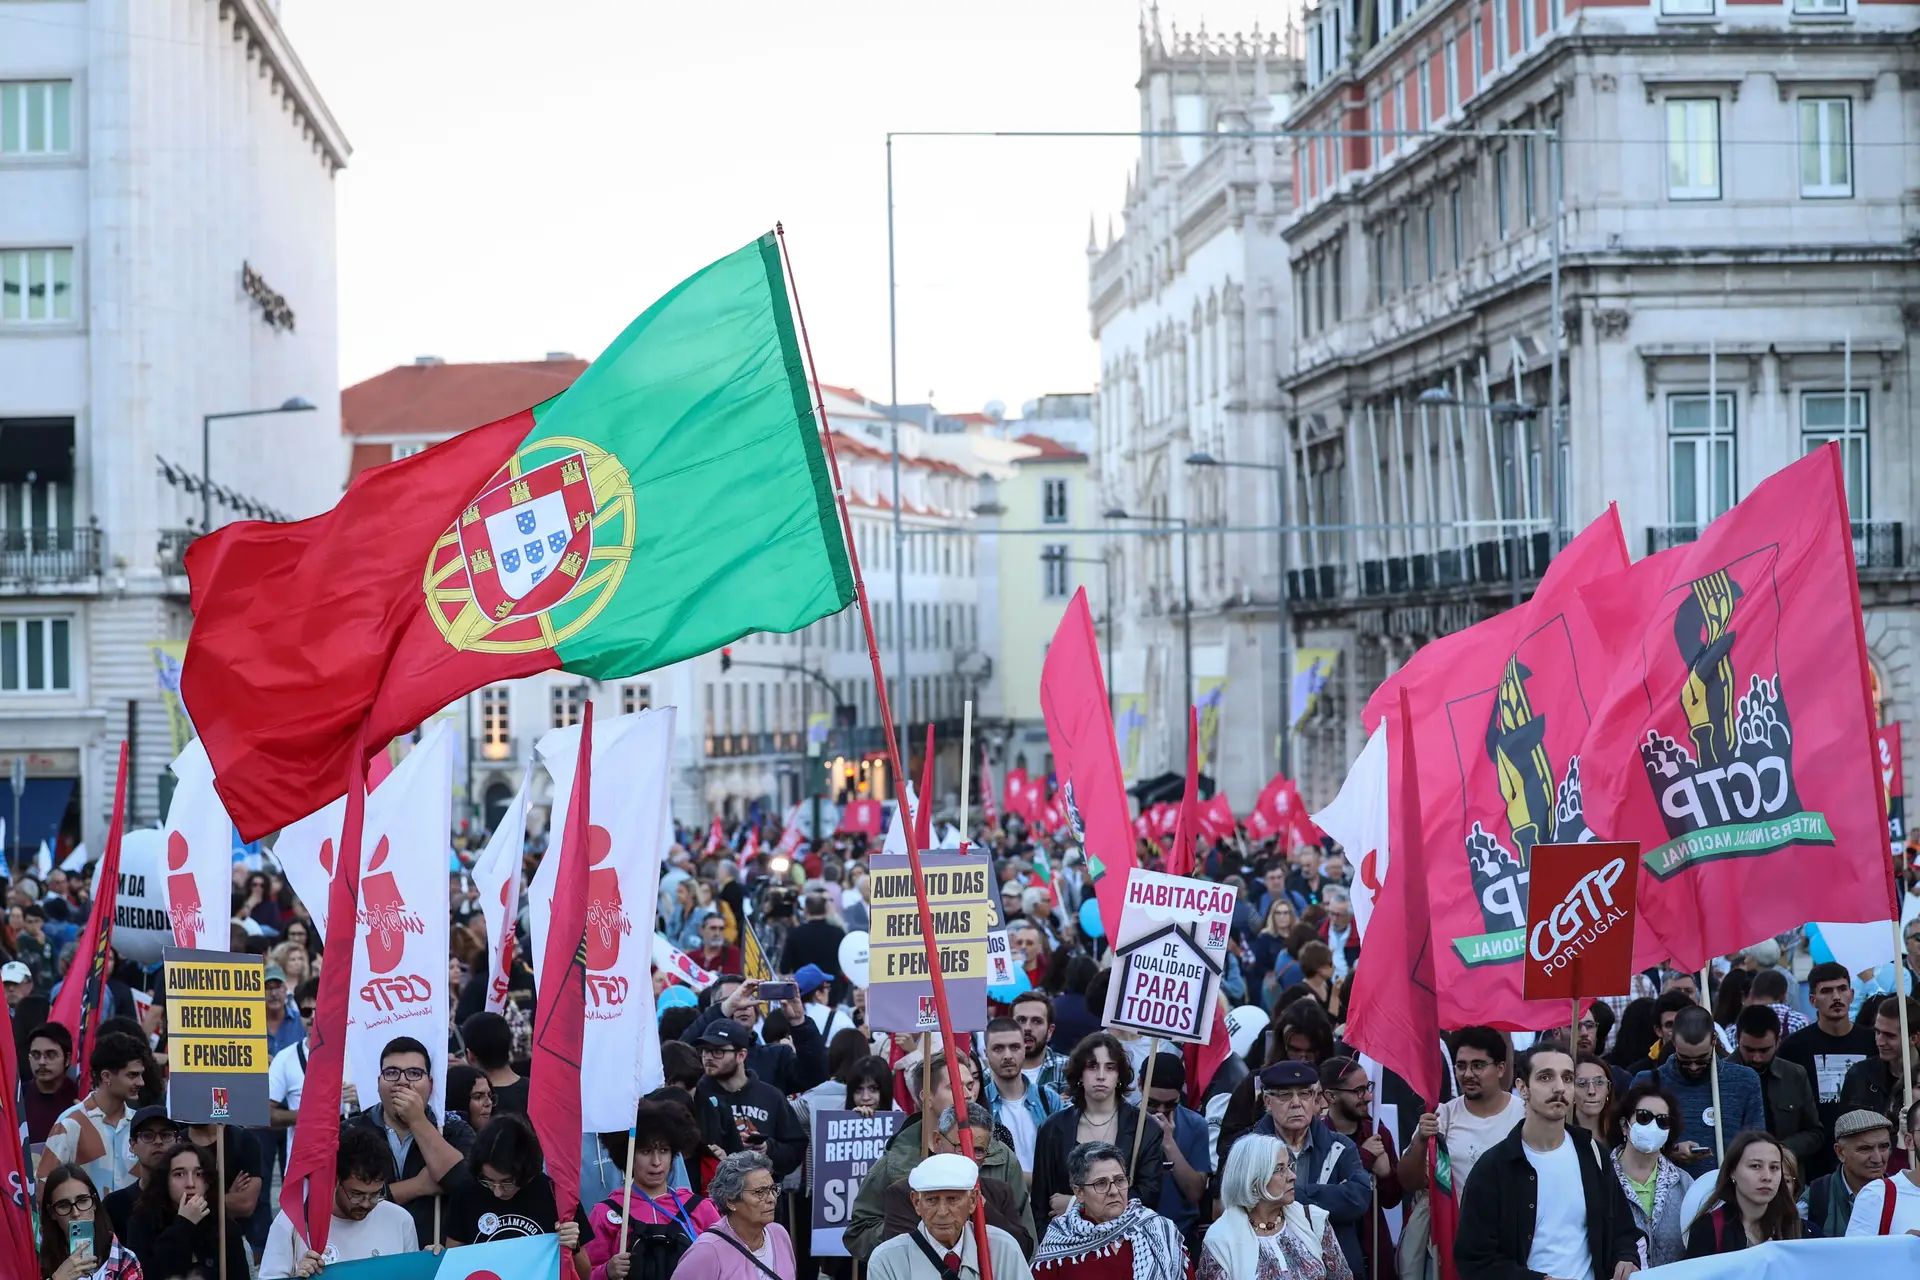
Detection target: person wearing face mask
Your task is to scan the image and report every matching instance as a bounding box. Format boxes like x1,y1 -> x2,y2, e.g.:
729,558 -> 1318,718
1643,1007 -> 1764,1178
1608,1081 -> 1693,1268
1683,1131 -> 1805,1256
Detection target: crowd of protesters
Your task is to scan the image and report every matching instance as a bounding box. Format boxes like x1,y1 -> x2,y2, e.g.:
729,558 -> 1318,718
6,802 -> 1920,1280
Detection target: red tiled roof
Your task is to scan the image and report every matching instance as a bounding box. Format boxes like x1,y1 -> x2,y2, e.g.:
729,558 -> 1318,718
949,412 -> 999,425
341,358 -> 588,439
817,383 -> 868,404
1014,433 -> 1088,463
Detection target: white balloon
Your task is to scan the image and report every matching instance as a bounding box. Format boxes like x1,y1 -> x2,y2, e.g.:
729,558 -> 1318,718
1226,1003 -> 1267,1059
106,828 -> 177,966
839,930 -> 871,989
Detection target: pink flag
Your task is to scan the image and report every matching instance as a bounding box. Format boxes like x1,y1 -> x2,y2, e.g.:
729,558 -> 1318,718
703,816 -> 725,856
980,747 -> 1000,830
1166,706 -> 1203,877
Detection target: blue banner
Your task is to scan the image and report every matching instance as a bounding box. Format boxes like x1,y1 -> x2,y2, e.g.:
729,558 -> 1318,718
318,1235 -> 561,1280
1643,1236 -> 1920,1278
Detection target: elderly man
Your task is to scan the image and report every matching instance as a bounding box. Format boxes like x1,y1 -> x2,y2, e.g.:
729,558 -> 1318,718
881,1107 -> 1035,1257
1805,1109 -> 1894,1238
1227,1059 -> 1371,1277
867,1152 -> 1033,1280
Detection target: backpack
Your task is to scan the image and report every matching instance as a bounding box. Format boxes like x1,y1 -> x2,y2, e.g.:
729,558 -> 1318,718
605,1197 -> 696,1280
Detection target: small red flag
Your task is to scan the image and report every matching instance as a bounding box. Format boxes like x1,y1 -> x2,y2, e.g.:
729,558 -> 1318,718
980,747 -> 1000,831
0,1000 -> 41,1278
281,729 -> 372,1258
912,725 -> 935,852
531,702 -> 592,1228
1003,767 -> 1028,821
49,741 -> 128,1074
1165,706 -> 1202,877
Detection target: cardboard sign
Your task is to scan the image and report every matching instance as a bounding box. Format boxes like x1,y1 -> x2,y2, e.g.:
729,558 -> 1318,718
810,1109 -> 903,1255
163,947 -> 269,1125
1100,868 -> 1236,1043
1879,723 -> 1905,858
985,929 -> 1016,988
1520,841 -> 1640,1003
866,852 -> 991,1034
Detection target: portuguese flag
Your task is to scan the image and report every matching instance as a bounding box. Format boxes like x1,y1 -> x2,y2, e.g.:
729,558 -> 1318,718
185,234 -> 854,839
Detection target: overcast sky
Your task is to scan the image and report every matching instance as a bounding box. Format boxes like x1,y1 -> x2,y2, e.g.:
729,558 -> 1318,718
285,1 -> 1283,415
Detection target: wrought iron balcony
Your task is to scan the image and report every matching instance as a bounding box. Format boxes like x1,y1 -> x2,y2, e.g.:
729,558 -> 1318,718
159,529 -> 198,577
1647,520 -> 1905,570
0,526 -> 100,585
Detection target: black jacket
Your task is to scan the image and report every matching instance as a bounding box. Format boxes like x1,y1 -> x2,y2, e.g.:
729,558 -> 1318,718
1837,1055 -> 1908,1128
1028,1103 -> 1164,1230
681,1004 -> 829,1096
125,1206 -> 251,1280
344,1104 -> 476,1248
1453,1124 -> 1641,1280
694,1070 -> 808,1182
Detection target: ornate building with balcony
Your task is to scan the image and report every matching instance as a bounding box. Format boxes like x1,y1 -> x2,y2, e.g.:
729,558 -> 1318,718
1088,15 -> 1304,808
1,0 -> 347,857
1277,0 -> 1920,801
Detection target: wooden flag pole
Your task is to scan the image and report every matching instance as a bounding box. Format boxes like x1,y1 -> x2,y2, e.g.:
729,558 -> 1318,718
216,1132 -> 227,1280
1571,997 -> 1580,1057
1895,917 -> 1915,1124
776,223 -> 995,1280
433,1195 -> 441,1253
616,1124 -> 638,1257
959,699 -> 974,840
1128,1043 -> 1159,1186
1700,965 -> 1724,1163
920,1033 -> 933,1157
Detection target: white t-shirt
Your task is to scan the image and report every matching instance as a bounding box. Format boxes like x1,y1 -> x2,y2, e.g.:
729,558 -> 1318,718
268,1040 -> 307,1111
1522,1135 -> 1593,1280
1846,1172 -> 1920,1236
260,1203 -> 418,1278
996,1094 -> 1038,1174
1437,1093 -> 1526,1196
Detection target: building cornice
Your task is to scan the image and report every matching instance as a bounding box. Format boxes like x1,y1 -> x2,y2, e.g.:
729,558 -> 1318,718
222,0 -> 352,174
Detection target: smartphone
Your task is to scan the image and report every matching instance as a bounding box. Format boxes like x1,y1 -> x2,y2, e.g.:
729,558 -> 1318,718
67,1219 -> 92,1261
756,981 -> 797,1003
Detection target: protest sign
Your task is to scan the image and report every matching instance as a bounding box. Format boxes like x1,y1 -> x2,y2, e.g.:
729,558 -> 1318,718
1879,723 -> 1905,858
811,1109 -> 904,1255
314,1233 -> 559,1279
867,851 -> 992,1033
1521,842 -> 1639,1004
1100,868 -> 1236,1043
163,947 -> 268,1124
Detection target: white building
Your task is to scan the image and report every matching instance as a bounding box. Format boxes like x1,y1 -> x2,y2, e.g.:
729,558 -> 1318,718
1088,17 -> 1302,807
1279,0 -> 1920,800
1,0 -> 347,856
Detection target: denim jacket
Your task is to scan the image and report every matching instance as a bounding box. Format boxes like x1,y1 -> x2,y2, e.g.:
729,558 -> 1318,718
985,1075 -> 1061,1127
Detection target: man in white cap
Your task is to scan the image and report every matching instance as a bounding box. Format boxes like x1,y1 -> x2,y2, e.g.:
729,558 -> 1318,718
867,1152 -> 1033,1280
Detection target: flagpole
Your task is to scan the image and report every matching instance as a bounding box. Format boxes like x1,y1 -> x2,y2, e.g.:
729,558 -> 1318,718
1127,1042 -> 1159,1185
1894,917 -> 1915,1120
1700,965 -> 1724,1164
216,1134 -> 227,1280
959,699 -> 974,841
617,1124 -> 638,1258
776,223 -> 996,1280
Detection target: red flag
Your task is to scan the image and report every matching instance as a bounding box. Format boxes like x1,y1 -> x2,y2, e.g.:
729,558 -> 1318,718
281,730 -> 372,1257
0,1001 -> 41,1279
980,747 -> 1000,831
742,826 -> 761,861
1199,794 -> 1237,843
703,816 -> 725,856
1345,692 -> 1444,1104
912,726 -> 936,852
532,702 -> 592,1228
836,798 -> 883,836
1003,766 -> 1028,821
1578,445 -> 1895,970
1358,509 -> 1630,1031
1166,706 -> 1202,877
50,742 -> 128,1073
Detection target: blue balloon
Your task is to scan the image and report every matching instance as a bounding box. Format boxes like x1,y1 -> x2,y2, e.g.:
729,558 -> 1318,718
988,963 -> 1033,1003
1079,898 -> 1105,939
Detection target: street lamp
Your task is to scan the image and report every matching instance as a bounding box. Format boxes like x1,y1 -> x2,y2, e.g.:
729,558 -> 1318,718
1041,547 -> 1116,712
1104,506 -> 1192,768
1186,450 -> 1293,775
202,397 -> 317,531
1416,389 -> 1541,606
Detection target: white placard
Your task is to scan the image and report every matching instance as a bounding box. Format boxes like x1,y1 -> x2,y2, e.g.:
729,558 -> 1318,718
1100,868 -> 1237,1043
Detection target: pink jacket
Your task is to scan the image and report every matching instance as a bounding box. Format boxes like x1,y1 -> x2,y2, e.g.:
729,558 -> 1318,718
586,1188 -> 722,1280
668,1221 -> 794,1280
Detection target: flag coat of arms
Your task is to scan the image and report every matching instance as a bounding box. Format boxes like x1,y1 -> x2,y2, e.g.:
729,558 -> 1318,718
1576,444 -> 1896,971
183,235 -> 854,840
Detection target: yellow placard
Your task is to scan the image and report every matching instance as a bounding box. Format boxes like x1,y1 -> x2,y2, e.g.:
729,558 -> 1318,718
169,1037 -> 268,1073
872,903 -> 996,942
169,1000 -> 266,1036
868,865 -> 992,907
873,939 -> 989,980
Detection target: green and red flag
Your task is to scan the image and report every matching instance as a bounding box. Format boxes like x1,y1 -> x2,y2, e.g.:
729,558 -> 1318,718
49,741 -> 128,1072
184,234 -> 854,838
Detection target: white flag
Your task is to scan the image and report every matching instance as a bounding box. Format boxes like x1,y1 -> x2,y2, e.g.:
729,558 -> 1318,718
472,766 -> 531,1015
1312,722 -> 1389,939
159,740 -> 239,950
33,840 -> 52,881
532,708 -> 674,1128
273,722 -> 454,1117
880,783 -> 922,858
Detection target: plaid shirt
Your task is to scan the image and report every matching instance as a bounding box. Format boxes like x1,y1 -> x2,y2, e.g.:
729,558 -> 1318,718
1030,1046 -> 1071,1095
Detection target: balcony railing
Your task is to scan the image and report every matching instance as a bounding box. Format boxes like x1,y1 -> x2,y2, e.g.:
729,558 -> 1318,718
704,730 -> 805,759
159,529 -> 198,577
0,526 -> 100,585
1647,520 -> 1905,569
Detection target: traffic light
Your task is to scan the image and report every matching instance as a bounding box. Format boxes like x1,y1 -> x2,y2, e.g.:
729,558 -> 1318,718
720,646 -> 732,673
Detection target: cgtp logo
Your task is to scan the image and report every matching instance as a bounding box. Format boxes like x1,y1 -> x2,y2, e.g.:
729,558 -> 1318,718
1528,857 -> 1628,966
165,831 -> 205,946
359,974 -> 434,1012
357,837 -> 427,975
210,1086 -> 230,1120
587,974 -> 631,1008
583,825 -> 632,971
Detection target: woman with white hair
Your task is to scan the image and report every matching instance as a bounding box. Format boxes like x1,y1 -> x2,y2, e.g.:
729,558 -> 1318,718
1200,1133 -> 1352,1280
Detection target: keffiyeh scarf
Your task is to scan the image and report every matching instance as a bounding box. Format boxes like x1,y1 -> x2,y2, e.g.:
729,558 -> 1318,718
1033,1201 -> 1186,1280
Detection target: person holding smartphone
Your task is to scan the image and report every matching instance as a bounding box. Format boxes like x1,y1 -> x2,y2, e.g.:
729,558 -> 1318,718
37,1163 -> 142,1280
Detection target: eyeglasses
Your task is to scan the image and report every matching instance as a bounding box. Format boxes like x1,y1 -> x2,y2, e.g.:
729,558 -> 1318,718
1631,1110 -> 1675,1130
1574,1077 -> 1610,1092
1079,1175 -> 1129,1195
1329,1081 -> 1375,1097
477,1176 -> 519,1196
49,1193 -> 95,1217
340,1187 -> 386,1207
739,1186 -> 780,1201
134,1128 -> 182,1146
379,1066 -> 429,1084
1673,1054 -> 1714,1071
1263,1087 -> 1314,1103
1455,1058 -> 1498,1074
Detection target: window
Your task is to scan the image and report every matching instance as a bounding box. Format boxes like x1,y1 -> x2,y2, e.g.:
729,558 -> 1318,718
1417,60 -> 1432,131
1,249 -> 74,323
1423,203 -> 1436,281
0,81 -> 72,155
1521,137 -> 1536,225
1493,0 -> 1508,68
480,687 -> 511,760
1331,243 -> 1344,321
1372,230 -> 1387,304
0,616 -> 71,692
1444,38 -> 1459,114
1042,477 -> 1068,524
1398,218 -> 1411,290
1042,546 -> 1071,599
550,685 -> 586,729
1666,99 -> 1721,199
1794,0 -> 1846,11
1471,13 -> 1484,89
1661,0 -> 1714,14
1450,187 -> 1464,265
621,683 -> 652,715
1799,98 -> 1852,198
1520,0 -> 1535,47
392,443 -> 426,460
1667,393 -> 1737,527
1313,257 -> 1326,331
1493,145 -> 1510,239
1802,391 -> 1868,516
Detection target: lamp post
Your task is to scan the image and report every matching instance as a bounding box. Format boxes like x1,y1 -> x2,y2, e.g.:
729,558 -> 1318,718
1104,507 -> 1191,769
1417,388 -> 1541,608
1040,547 -> 1116,713
1187,450 -> 1293,775
202,397 -> 316,531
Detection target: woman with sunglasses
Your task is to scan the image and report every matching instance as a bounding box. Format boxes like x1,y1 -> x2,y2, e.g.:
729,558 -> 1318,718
444,1113 -> 588,1268
1608,1080 -> 1692,1267
39,1164 -> 142,1280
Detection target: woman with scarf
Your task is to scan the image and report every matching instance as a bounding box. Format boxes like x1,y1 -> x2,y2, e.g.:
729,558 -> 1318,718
1032,1142 -> 1185,1280
1199,1133 -> 1351,1280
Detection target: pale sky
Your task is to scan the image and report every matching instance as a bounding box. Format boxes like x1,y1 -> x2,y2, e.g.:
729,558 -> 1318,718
283,0 -> 1287,415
